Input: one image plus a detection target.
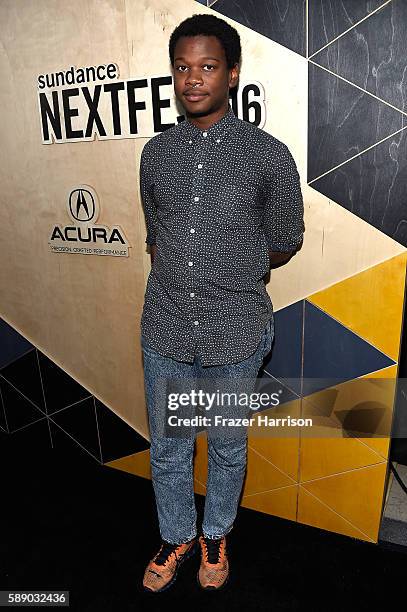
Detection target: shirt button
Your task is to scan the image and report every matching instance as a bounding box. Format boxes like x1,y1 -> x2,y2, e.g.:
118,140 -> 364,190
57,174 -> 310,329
194,196 -> 199,202
194,320 -> 199,325
188,261 -> 193,266
203,132 -> 208,138
197,164 -> 203,169
190,292 -> 195,297
188,140 -> 192,144
190,228 -> 195,233
216,138 -> 220,143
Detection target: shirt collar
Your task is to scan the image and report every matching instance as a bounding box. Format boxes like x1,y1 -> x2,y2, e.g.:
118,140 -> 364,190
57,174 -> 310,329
181,103 -> 238,142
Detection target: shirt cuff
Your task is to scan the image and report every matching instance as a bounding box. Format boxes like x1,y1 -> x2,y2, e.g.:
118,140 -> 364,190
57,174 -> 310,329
267,235 -> 303,252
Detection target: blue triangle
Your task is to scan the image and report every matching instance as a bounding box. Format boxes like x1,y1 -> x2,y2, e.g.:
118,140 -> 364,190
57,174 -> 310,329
262,300 -> 304,396
303,300 -> 396,396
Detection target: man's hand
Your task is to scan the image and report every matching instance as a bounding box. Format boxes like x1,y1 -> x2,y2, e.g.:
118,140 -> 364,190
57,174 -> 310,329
150,244 -> 157,264
268,249 -> 293,267
268,238 -> 303,268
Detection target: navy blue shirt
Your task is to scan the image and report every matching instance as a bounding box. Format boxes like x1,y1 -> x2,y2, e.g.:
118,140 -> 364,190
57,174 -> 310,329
139,104 -> 304,365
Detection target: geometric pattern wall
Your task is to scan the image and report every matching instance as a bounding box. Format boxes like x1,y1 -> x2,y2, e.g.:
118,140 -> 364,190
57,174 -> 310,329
110,251 -> 406,543
244,252 -> 405,543
216,0 -> 407,543
0,317 -> 149,463
2,0 -> 407,548
108,0 -> 407,544
308,1 -> 407,244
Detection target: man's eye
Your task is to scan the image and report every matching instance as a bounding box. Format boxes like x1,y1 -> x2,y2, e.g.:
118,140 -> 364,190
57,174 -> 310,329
203,64 -> 215,70
176,65 -> 188,72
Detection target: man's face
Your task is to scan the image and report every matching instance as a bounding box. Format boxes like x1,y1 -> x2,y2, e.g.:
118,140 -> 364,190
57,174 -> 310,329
173,34 -> 238,116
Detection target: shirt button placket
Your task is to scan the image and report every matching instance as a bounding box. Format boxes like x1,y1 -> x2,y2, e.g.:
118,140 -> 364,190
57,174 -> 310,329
189,129 -> 208,337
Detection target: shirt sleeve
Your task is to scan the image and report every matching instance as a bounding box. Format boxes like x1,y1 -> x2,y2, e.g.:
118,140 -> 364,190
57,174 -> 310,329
139,141 -> 158,246
262,142 -> 305,252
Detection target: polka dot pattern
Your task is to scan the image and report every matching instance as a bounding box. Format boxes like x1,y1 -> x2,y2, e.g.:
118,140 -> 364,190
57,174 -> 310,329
139,104 -> 304,366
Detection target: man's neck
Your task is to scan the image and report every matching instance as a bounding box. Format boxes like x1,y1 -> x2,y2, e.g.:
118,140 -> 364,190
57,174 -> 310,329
185,102 -> 230,131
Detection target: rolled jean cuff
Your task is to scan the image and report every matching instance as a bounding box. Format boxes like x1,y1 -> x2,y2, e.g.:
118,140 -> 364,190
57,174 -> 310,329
162,532 -> 197,545
202,525 -> 234,540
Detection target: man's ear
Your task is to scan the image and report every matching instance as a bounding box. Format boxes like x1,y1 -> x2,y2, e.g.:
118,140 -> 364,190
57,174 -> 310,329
229,63 -> 239,88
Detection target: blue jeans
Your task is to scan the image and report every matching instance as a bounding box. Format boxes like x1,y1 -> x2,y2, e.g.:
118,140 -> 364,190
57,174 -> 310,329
141,319 -> 274,544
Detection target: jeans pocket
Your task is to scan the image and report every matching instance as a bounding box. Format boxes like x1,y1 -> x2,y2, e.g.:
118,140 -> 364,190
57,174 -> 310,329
262,319 -> 274,360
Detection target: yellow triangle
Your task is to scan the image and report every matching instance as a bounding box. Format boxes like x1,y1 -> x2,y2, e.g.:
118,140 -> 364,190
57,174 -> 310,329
249,437 -> 300,482
355,437 -> 390,459
300,437 -> 384,482
243,446 -> 296,495
356,364 -> 397,458
241,485 -> 297,521
308,253 -> 407,360
247,397 -> 301,481
298,487 -> 373,542
193,479 -> 206,495
301,463 -> 387,541
193,432 -> 208,485
105,449 -> 151,480
362,364 -> 398,379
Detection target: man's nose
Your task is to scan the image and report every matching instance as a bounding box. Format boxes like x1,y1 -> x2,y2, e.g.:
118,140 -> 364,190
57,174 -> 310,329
186,69 -> 203,86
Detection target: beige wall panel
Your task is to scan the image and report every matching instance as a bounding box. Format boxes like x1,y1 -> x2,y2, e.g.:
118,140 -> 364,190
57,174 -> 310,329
3,0 -> 403,444
270,186 -> 407,312
125,0 -> 307,160
0,0 -> 151,436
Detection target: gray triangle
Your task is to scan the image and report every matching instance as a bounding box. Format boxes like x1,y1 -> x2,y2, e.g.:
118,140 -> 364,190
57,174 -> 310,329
308,62 -> 403,182
309,0 -> 386,56
311,1 -> 407,114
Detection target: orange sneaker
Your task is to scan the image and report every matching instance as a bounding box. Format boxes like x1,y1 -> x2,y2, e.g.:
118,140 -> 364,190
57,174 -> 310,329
143,538 -> 197,593
197,535 -> 229,590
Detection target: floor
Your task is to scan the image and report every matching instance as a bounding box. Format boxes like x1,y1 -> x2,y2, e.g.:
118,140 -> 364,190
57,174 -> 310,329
1,427 -> 407,612
379,463 -> 407,547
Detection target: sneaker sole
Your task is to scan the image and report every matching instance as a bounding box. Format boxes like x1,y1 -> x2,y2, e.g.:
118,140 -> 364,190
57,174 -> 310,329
143,541 -> 198,594
196,569 -> 230,592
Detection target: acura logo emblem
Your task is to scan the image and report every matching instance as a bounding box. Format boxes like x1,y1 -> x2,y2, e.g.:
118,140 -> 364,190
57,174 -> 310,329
69,188 -> 96,222
49,183 -> 129,257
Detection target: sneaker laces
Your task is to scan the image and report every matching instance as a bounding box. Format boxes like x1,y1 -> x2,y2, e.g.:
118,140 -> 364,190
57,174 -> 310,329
204,537 -> 223,564
154,540 -> 179,566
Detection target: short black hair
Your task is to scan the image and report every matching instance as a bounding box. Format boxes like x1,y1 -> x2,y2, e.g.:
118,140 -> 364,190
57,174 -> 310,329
169,13 -> 241,69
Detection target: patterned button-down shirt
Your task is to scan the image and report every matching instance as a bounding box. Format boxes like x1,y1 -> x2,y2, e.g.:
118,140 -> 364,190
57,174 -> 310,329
139,104 -> 304,366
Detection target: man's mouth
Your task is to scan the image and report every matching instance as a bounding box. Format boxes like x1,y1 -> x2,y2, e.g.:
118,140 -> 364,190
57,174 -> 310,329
183,92 -> 208,102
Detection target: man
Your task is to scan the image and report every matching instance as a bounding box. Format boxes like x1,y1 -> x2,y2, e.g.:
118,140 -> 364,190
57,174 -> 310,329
139,13 -> 304,593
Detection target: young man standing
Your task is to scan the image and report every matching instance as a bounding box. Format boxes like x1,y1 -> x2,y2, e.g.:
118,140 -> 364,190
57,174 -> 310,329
139,14 -> 304,593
